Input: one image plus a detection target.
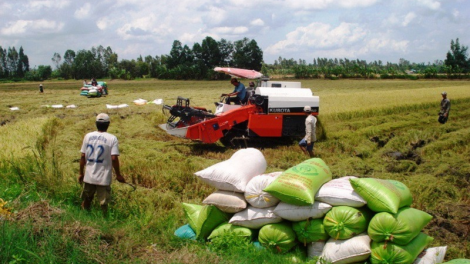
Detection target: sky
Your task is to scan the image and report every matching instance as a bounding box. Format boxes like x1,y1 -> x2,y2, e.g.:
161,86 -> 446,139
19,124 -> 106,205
0,0 -> 469,68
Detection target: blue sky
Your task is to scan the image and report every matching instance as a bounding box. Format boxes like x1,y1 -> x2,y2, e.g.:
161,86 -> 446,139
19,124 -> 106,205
1,0 -> 468,68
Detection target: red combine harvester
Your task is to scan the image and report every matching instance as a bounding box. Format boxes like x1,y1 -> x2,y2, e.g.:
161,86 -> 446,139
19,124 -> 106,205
159,67 -> 320,146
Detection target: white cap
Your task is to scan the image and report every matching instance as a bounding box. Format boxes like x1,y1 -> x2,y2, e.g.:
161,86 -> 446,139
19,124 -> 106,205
441,91 -> 447,95
96,113 -> 110,122
303,105 -> 311,112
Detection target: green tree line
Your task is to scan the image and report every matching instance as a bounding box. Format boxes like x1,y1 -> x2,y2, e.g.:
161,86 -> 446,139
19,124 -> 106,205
1,38 -> 469,82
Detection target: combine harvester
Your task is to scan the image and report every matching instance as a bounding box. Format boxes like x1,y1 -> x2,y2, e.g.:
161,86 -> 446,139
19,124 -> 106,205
159,67 -> 319,146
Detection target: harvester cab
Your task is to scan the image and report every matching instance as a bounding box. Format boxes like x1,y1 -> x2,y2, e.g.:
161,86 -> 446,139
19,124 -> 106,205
159,67 -> 319,146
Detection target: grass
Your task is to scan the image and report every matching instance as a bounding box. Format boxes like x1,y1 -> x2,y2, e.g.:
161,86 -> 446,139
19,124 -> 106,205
0,78 -> 469,263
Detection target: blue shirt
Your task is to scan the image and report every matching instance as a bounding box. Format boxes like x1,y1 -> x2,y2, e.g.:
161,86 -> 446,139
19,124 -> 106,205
233,82 -> 246,100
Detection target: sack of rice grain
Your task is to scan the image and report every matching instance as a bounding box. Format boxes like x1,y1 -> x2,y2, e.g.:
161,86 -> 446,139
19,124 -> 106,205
273,201 -> 332,222
264,158 -> 332,206
182,203 -> 230,240
194,148 -> 267,192
292,218 -> 329,245
203,190 -> 247,213
229,206 -> 282,229
258,222 -> 298,254
323,205 -> 373,240
174,224 -> 196,240
370,232 -> 434,264
315,176 -> 367,207
349,178 -> 413,214
244,172 -> 282,208
368,207 -> 433,245
307,241 -> 326,259
207,222 -> 254,240
413,246 -> 447,264
319,233 -> 371,264
442,260 -> 470,264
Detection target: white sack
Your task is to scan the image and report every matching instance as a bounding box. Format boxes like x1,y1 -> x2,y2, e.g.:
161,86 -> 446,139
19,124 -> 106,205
151,99 -> 163,105
244,172 -> 282,208
9,107 -> 19,111
319,233 -> 371,264
413,246 -> 447,264
315,176 -> 367,207
308,241 -> 326,259
51,104 -> 64,108
229,206 -> 282,229
133,98 -> 148,105
274,201 -> 332,222
194,148 -> 267,192
203,190 -> 247,213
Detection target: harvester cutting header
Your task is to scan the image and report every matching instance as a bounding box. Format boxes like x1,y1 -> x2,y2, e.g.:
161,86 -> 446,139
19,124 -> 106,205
159,67 -> 320,146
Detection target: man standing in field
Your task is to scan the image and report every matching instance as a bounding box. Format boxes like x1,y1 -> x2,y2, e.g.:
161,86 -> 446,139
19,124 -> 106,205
79,113 -> 126,216
438,92 -> 450,124
299,106 -> 317,158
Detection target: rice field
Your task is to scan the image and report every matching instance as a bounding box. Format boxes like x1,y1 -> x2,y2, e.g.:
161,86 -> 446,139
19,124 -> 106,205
0,78 -> 469,263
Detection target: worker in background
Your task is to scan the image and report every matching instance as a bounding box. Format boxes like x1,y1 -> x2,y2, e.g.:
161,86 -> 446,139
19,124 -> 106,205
222,78 -> 247,105
79,113 -> 126,216
39,84 -> 43,93
438,91 -> 450,124
299,105 -> 317,158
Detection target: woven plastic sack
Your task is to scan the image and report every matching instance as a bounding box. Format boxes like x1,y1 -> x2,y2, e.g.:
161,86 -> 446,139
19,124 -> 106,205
245,172 -> 282,208
315,176 -> 367,207
174,224 -> 196,240
258,222 -> 297,254
182,203 -> 229,240
273,201 -> 332,221
264,158 -> 332,206
194,148 -> 267,192
443,260 -> 470,264
292,218 -> 329,245
370,232 -> 434,264
414,246 -> 447,264
207,222 -> 253,240
307,241 -> 326,259
323,205 -> 373,240
349,178 -> 413,214
203,190 -> 247,213
319,233 -> 371,264
368,207 -> 433,245
229,206 -> 282,229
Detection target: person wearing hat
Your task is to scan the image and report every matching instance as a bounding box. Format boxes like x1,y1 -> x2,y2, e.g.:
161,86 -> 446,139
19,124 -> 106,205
438,92 -> 450,124
39,84 -> 43,93
299,105 -> 317,157
222,78 -> 247,105
79,113 -> 126,215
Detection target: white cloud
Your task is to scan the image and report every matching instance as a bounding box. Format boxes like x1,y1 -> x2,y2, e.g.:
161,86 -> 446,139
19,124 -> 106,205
74,3 -> 92,19
1,19 -> 64,35
265,22 -> 366,54
29,0 -> 71,9
212,26 -> 249,35
417,0 -> 441,10
402,12 -> 416,26
96,17 -> 110,30
360,37 -> 409,55
251,19 -> 265,27
288,0 -> 379,9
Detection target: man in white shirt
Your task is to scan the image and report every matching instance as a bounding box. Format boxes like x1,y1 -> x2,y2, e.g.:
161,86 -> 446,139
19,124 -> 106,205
79,113 -> 125,215
299,105 -> 317,158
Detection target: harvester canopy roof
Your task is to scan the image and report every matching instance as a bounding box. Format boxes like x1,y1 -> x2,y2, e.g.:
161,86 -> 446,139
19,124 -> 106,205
214,67 -> 263,79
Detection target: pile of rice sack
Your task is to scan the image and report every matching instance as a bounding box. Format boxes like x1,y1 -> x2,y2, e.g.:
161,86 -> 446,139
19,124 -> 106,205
174,148 -> 469,264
